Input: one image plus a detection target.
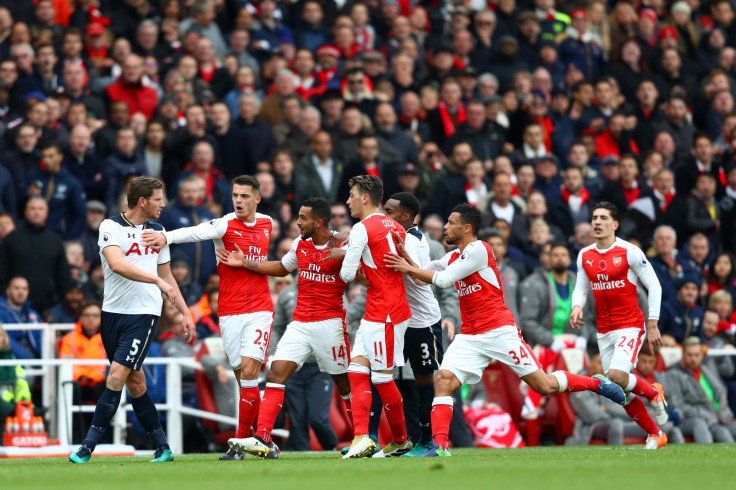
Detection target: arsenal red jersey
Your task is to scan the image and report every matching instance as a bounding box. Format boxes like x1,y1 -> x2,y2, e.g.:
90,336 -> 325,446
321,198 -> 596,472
573,238 -> 662,334
430,241 -> 516,335
281,236 -> 347,322
164,212 -> 274,316
340,213 -> 411,324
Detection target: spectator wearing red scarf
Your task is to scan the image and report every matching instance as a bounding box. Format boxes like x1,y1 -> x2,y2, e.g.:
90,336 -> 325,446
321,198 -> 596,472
598,154 -> 655,212
548,167 -> 591,237
426,78 -> 466,147
175,141 -> 230,212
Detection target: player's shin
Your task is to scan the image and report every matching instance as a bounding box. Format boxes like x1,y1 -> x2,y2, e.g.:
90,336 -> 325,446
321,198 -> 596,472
623,394 -> 661,434
626,372 -> 659,400
82,388 -> 122,452
551,370 -> 599,392
416,383 -> 434,445
131,391 -> 169,449
430,396 -> 453,451
372,372 -> 407,443
237,379 -> 261,438
340,393 -> 353,430
347,363 -> 372,437
256,383 -> 285,443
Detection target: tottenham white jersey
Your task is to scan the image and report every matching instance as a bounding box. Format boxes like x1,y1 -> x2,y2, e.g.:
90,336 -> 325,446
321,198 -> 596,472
403,228 -> 442,328
98,214 -> 171,316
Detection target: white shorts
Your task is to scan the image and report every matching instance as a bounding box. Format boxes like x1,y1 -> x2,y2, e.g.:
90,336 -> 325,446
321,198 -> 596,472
351,319 -> 409,370
271,317 -> 351,375
597,327 -> 645,374
220,311 -> 274,369
440,325 -> 541,385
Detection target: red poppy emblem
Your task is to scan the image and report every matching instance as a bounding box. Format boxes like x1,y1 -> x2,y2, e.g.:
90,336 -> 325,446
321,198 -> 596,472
250,233 -> 260,244
313,252 -> 324,262
598,260 -> 607,271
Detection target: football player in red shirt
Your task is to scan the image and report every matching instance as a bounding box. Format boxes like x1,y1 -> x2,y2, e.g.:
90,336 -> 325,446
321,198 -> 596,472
385,203 -> 626,457
217,198 -> 352,459
336,175 -> 414,458
142,175 -> 275,460
570,201 -> 669,449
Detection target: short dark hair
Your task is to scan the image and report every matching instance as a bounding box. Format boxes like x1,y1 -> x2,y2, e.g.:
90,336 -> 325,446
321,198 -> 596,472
345,67 -> 365,78
693,131 -> 711,145
479,227 -> 503,241
549,241 -> 570,254
301,197 -> 331,223
696,172 -> 716,182
389,192 -> 421,220
348,175 -> 383,206
39,139 -> 62,154
232,175 -> 261,194
79,300 -> 102,315
127,176 -> 164,208
452,203 -> 481,235
358,134 -> 378,147
591,201 -> 620,222
572,80 -> 592,93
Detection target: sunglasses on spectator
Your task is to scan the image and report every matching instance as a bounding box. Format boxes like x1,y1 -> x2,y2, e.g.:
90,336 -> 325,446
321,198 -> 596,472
347,78 -> 364,85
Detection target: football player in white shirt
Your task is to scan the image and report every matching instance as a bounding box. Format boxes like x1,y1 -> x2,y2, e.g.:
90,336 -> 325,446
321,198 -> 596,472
69,177 -> 195,464
383,192 -> 443,457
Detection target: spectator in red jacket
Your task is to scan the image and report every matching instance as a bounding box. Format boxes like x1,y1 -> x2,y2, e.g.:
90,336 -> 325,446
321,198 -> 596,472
105,53 -> 158,120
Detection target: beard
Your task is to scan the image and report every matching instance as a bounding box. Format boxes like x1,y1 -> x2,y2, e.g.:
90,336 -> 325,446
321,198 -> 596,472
551,264 -> 568,274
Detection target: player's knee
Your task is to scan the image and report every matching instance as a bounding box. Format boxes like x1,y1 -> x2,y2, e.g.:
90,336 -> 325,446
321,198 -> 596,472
106,375 -> 125,391
266,369 -> 287,385
433,370 -> 457,395
240,359 -> 261,380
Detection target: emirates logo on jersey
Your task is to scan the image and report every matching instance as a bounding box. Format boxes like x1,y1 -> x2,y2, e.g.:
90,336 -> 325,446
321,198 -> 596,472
250,233 -> 260,243
613,256 -> 622,267
598,260 -> 607,271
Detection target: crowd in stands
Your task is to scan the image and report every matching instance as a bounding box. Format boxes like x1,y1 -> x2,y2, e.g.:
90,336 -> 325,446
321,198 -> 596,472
1,0 -> 736,448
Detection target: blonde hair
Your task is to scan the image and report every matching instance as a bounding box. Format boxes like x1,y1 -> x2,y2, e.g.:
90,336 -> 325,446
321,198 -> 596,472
529,219 -> 550,233
587,0 -> 611,55
708,290 -> 733,309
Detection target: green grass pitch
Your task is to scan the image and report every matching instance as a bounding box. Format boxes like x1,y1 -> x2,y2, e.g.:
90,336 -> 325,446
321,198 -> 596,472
2,445 -> 733,489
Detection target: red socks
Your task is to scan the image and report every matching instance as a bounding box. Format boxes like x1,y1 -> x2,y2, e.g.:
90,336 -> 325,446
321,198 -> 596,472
431,396 -> 454,450
373,378 -> 407,444
624,395 -> 661,434
236,379 -> 261,439
552,370 -> 599,392
631,375 -> 659,401
256,383 -> 285,442
347,367 -> 372,437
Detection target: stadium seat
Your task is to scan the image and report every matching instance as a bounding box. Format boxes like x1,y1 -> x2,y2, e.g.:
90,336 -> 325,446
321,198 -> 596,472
657,347 -> 682,370
481,361 -> 559,446
550,350 -> 590,445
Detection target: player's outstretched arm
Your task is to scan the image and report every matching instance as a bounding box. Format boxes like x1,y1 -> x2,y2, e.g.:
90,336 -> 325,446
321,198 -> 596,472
384,253 -> 436,284
102,246 -> 176,301
142,218 -> 228,250
215,244 -> 290,276
157,263 -> 196,343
